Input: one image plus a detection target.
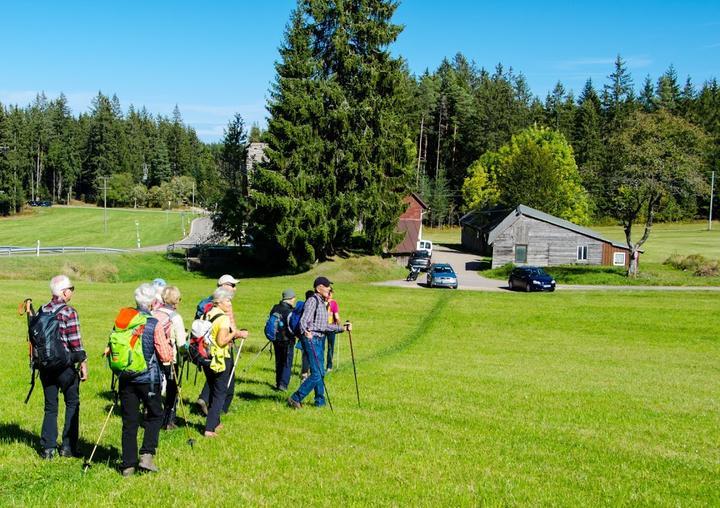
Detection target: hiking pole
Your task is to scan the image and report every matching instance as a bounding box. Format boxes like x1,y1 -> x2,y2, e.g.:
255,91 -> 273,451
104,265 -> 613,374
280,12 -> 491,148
83,377 -> 118,474
173,364 -> 195,449
19,298 -> 37,404
226,337 -> 246,389
239,340 -> 272,377
346,323 -> 361,408
304,336 -> 333,412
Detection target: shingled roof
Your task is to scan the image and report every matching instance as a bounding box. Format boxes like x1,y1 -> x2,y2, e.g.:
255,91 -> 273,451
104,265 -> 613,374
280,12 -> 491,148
487,204 -> 629,250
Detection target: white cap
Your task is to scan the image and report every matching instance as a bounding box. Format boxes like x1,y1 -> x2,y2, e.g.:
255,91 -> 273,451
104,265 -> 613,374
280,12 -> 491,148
217,274 -> 239,286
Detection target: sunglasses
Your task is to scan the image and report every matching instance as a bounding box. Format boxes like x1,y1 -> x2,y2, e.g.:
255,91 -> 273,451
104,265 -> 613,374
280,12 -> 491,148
64,286 -> 75,292
227,283 -> 236,288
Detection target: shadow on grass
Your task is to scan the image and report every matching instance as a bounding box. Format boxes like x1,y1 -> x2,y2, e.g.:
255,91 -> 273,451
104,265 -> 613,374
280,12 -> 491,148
0,422 -> 121,465
234,390 -> 282,402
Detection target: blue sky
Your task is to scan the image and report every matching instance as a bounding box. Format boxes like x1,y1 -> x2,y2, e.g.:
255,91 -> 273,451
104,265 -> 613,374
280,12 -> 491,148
1,1 -> 718,141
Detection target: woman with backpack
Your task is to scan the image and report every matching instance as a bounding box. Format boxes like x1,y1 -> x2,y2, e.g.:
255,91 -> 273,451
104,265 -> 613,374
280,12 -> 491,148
152,285 -> 187,430
203,287 -> 248,437
117,283 -> 173,476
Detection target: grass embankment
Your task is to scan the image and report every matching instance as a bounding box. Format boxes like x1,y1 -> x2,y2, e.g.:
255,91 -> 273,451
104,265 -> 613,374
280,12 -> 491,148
0,207 -> 197,248
0,255 -> 718,505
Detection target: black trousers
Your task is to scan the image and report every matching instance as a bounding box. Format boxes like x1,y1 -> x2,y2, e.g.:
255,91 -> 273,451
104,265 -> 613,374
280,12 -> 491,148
202,357 -> 234,432
119,379 -> 163,468
273,340 -> 295,389
39,366 -> 80,451
160,364 -> 178,425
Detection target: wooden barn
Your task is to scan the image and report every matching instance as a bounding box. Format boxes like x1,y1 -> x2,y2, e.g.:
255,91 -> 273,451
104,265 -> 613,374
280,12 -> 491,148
485,205 -> 633,269
392,193 -> 428,254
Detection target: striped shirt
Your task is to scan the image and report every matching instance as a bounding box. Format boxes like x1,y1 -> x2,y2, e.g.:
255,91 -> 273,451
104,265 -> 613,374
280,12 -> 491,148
42,296 -> 85,361
300,293 -> 343,337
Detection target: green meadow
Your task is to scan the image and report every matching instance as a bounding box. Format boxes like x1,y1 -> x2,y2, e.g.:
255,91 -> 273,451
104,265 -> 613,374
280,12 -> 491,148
0,207 -> 197,249
0,252 -> 718,506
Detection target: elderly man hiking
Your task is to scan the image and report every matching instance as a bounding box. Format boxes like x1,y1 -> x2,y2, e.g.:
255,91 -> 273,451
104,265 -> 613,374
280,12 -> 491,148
268,289 -> 297,392
35,275 -> 88,459
288,277 -> 351,409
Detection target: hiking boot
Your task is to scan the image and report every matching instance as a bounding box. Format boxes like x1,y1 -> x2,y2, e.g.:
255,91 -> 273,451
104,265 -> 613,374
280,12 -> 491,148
196,398 -> 208,416
121,467 -> 136,477
277,384 -> 288,392
138,453 -> 159,473
215,423 -> 224,432
58,447 -> 79,458
162,422 -> 178,431
40,448 -> 55,460
287,397 -> 302,410
203,431 -> 218,438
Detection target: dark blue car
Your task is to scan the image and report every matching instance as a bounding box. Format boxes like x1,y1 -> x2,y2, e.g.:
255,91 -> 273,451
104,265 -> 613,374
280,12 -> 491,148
508,266 -> 556,292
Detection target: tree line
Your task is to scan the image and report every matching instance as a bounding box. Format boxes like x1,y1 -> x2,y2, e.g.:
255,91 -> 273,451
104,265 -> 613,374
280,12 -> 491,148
0,92 -> 225,215
409,54 -> 718,226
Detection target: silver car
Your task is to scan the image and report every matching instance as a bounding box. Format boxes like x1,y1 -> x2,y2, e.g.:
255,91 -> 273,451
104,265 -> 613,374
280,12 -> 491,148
426,263 -> 458,289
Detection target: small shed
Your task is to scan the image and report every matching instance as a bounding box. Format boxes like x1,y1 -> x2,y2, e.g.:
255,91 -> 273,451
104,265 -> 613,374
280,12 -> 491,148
392,193 -> 429,254
487,204 -> 634,269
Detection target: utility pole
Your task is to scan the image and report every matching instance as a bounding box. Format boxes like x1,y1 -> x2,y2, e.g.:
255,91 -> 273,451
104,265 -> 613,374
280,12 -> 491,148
709,170 -> 715,231
101,176 -> 109,234
135,220 -> 141,248
192,181 -> 195,209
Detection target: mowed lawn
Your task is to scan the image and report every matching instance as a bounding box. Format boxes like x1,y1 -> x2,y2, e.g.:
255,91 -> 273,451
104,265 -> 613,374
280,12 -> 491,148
0,207 -> 196,248
0,267 -> 718,505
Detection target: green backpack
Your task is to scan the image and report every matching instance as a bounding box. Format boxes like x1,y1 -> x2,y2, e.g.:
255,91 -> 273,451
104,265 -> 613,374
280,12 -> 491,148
107,307 -> 148,377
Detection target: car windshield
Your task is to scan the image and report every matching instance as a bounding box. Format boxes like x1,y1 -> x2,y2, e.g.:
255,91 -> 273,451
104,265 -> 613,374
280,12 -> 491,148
412,251 -> 430,258
434,266 -> 454,274
528,268 -> 548,276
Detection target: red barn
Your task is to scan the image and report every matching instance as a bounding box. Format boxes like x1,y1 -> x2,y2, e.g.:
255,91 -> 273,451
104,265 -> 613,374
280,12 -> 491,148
392,193 -> 428,254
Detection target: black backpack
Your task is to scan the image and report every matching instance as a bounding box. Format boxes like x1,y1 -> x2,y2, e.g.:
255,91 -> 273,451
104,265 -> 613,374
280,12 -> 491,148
29,305 -> 72,372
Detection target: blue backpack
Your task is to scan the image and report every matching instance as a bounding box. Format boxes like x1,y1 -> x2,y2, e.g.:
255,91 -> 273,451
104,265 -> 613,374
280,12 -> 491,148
195,295 -> 213,320
287,300 -> 305,338
264,310 -> 285,342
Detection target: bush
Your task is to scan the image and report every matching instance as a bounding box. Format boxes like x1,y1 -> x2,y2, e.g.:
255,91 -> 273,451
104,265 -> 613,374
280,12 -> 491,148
664,253 -> 720,276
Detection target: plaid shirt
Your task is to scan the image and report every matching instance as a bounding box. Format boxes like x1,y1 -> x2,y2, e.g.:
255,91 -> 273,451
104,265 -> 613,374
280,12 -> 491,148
42,296 -> 85,360
300,293 -> 343,337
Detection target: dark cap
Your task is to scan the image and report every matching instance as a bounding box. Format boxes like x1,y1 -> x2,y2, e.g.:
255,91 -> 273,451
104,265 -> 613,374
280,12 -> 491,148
313,276 -> 332,288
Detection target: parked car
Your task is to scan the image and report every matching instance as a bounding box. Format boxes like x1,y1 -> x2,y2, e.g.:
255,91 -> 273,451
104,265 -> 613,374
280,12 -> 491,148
28,200 -> 52,207
508,266 -> 556,292
416,239 -> 433,256
426,263 -> 458,289
407,250 -> 432,271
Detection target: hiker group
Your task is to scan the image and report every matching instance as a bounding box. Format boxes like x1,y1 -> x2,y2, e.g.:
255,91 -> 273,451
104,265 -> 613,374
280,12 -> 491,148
25,273 -> 352,476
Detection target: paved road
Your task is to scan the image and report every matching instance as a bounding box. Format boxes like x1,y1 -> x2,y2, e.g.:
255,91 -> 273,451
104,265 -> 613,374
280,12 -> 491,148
137,215 -> 215,252
376,245 -> 720,292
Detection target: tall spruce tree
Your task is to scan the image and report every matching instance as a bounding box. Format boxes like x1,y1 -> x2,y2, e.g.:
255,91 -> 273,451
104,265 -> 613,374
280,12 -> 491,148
236,1 -> 413,270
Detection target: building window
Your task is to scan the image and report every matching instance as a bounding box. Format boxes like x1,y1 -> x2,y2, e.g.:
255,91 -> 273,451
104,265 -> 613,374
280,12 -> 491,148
613,252 -> 626,266
577,245 -> 588,261
515,244 -> 528,263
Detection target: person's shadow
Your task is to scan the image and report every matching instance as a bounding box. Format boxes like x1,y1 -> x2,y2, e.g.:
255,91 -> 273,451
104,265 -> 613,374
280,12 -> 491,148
0,422 -> 120,466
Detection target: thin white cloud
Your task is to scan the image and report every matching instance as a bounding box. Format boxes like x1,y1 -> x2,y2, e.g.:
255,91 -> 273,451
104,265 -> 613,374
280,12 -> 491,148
702,42 -> 720,49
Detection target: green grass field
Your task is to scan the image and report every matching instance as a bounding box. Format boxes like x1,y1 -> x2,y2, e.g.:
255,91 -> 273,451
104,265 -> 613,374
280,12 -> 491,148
0,255 -> 718,506
0,207 -> 197,249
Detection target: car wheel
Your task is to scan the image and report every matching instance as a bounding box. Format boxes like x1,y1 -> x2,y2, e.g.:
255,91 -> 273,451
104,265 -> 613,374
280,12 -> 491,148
525,282 -> 531,292
549,287 -> 555,292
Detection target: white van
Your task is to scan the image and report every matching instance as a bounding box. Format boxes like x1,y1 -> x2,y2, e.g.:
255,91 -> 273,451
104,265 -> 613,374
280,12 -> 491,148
416,239 -> 433,256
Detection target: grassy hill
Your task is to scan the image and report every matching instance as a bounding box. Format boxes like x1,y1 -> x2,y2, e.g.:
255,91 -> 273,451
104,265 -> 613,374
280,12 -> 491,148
0,255 -> 718,505
0,207 -> 197,249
